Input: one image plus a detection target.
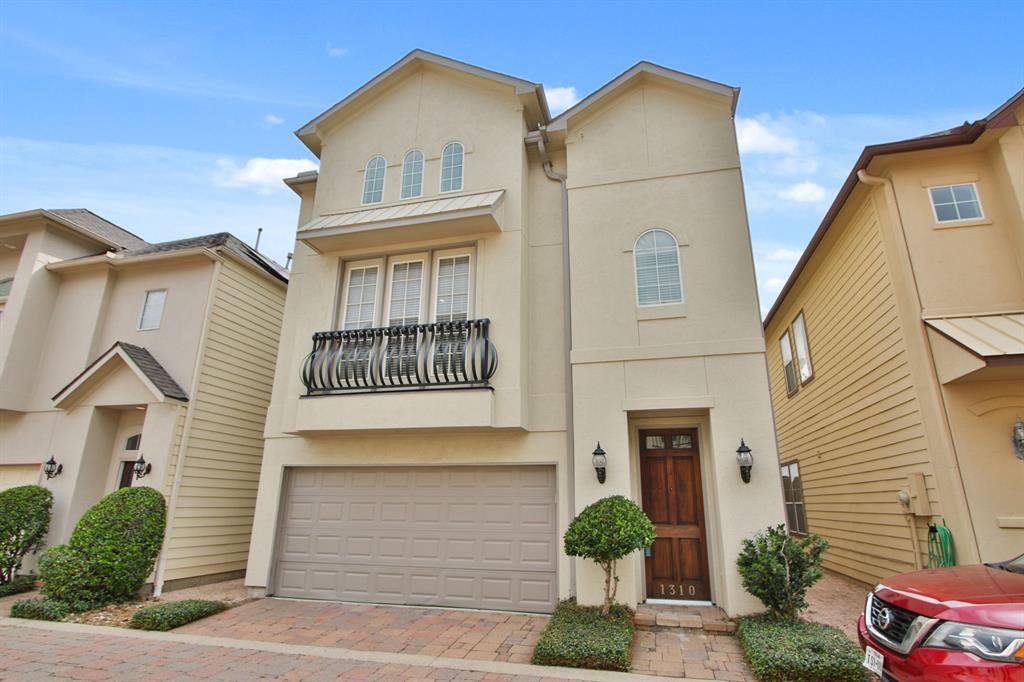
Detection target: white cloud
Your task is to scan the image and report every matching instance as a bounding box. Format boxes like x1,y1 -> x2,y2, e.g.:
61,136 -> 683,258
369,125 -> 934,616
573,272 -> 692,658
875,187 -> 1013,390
765,277 -> 787,294
762,248 -> 803,262
264,114 -> 284,126
545,86 -> 579,116
326,43 -> 349,58
736,117 -> 799,155
778,181 -> 828,203
216,158 -> 318,194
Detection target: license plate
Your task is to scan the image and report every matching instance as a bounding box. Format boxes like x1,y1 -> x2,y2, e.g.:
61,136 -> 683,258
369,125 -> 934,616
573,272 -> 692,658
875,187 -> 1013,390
863,646 -> 885,676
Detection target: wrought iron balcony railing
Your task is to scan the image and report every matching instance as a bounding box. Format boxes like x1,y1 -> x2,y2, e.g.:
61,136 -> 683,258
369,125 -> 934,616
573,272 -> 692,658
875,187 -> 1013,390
300,319 -> 498,394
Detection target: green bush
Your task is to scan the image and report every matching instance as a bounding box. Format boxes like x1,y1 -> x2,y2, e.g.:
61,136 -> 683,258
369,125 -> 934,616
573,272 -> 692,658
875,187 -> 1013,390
737,615 -> 865,682
10,598 -> 69,622
0,485 -> 53,585
532,600 -> 634,671
564,496 -> 655,615
736,524 -> 828,618
129,599 -> 227,631
40,487 -> 166,610
0,575 -> 36,598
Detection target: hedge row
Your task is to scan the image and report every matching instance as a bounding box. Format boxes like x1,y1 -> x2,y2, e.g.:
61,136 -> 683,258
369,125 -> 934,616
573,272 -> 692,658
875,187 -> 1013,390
532,600 -> 634,671
10,598 -> 69,622
129,599 -> 227,631
736,615 -> 865,682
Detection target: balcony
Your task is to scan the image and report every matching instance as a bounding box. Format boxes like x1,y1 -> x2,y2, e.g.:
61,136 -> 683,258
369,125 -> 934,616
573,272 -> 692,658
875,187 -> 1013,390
300,319 -> 497,395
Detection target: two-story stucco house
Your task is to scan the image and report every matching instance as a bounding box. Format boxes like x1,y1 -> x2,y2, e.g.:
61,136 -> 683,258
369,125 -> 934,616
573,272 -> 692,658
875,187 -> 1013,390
0,208 -> 287,593
246,50 -> 785,617
765,90 -> 1024,586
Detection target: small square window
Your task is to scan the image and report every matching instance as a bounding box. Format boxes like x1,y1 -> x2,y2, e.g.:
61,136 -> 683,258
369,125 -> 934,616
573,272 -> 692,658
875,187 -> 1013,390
644,436 -> 665,450
929,183 -> 983,223
671,434 -> 693,449
138,290 -> 166,330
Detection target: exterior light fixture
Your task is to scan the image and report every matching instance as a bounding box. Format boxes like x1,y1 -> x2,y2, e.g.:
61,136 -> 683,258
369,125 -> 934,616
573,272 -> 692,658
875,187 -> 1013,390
43,456 -> 63,480
736,439 -> 753,484
592,442 -> 607,484
133,453 -> 152,479
1014,416 -> 1024,460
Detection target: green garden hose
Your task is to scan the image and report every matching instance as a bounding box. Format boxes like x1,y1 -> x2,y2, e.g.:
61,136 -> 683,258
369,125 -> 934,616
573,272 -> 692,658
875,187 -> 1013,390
927,523 -> 955,568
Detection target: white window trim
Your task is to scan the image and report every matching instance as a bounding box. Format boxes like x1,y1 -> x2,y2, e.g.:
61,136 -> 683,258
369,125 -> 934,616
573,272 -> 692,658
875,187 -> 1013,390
401,149 -> 425,200
633,229 -> 685,308
439,141 -> 465,194
362,155 -> 388,206
137,289 -> 167,331
430,247 -> 475,322
338,257 -> 385,329
383,254 -> 429,326
927,181 -> 985,224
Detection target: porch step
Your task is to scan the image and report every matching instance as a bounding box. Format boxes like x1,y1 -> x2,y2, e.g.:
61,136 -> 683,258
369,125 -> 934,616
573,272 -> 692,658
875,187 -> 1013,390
634,604 -> 736,633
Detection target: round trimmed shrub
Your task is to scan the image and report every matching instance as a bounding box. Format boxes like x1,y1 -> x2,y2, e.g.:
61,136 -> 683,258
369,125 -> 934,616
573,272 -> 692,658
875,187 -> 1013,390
564,495 -> 655,615
736,524 -> 828,618
0,484 -> 53,585
40,486 -> 166,610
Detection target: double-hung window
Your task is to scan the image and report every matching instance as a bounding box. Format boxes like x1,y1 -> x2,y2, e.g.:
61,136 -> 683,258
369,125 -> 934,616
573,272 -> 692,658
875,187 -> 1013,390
138,289 -> 167,331
780,311 -> 813,395
780,461 -> 808,534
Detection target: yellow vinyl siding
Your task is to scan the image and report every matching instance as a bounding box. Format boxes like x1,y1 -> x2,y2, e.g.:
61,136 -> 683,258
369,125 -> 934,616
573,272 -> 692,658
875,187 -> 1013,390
767,200 -> 938,585
162,258 -> 285,582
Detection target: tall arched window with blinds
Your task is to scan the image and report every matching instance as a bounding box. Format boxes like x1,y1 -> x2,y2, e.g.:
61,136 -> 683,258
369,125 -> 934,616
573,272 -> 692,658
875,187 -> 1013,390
633,229 -> 683,306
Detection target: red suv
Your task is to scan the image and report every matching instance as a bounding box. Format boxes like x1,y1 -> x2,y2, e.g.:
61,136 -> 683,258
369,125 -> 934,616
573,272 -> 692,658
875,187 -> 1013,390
858,554 -> 1024,681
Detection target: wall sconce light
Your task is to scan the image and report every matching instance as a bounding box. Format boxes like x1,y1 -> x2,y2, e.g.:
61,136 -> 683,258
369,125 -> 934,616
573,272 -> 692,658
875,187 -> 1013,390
592,442 -> 607,484
133,453 -> 152,479
736,439 -> 753,484
43,456 -> 63,480
1013,416 -> 1024,460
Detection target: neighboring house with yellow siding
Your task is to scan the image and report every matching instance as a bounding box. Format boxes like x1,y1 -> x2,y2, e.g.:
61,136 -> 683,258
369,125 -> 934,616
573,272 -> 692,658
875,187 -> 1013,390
765,90 -> 1024,585
0,209 -> 287,592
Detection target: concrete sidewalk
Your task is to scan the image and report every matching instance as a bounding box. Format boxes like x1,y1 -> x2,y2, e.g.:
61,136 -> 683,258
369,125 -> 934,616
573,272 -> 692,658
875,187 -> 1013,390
1,617 -> 701,682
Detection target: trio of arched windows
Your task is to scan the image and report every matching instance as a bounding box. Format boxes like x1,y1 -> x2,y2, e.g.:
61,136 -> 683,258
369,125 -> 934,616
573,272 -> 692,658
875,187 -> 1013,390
363,142 -> 464,205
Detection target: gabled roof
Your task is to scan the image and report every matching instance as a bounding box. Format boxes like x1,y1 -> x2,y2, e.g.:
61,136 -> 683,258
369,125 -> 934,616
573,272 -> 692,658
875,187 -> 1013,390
52,342 -> 188,408
296,49 -> 550,157
546,61 -> 739,133
764,87 -> 1024,327
0,208 -> 148,250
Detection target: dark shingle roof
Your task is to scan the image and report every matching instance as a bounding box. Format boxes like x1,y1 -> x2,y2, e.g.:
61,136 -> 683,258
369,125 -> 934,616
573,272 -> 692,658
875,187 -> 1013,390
52,341 -> 188,403
48,209 -> 148,250
117,232 -> 289,282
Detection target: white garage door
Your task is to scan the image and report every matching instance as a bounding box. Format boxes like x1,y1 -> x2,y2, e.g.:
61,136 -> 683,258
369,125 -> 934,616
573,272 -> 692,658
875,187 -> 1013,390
273,465 -> 557,613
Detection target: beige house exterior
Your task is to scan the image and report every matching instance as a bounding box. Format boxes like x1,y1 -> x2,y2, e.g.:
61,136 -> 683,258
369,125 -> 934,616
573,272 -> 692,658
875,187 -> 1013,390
0,209 -> 287,592
247,50 -> 784,616
764,90 -> 1024,586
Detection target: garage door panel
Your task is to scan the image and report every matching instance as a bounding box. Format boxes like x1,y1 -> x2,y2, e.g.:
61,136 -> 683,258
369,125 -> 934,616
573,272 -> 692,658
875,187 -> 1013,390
273,465 -> 557,612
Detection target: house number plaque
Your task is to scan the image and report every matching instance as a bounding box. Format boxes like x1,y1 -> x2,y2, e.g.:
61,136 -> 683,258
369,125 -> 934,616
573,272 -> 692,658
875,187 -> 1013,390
656,582 -> 699,598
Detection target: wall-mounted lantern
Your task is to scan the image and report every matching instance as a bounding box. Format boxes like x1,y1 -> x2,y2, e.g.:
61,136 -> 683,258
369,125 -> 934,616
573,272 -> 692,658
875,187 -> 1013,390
43,456 -> 63,480
592,442 -> 607,484
736,439 -> 753,484
1013,416 -> 1024,460
133,453 -> 152,480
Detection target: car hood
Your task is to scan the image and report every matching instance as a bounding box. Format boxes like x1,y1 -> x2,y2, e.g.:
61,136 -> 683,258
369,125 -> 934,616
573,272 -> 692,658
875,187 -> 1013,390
875,565 -> 1024,630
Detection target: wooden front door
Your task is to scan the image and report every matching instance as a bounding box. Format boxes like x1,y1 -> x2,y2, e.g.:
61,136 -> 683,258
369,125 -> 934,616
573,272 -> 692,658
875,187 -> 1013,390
639,428 -> 711,601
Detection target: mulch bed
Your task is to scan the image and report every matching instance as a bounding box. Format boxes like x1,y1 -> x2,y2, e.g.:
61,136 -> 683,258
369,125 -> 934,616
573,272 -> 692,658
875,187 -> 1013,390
63,593 -> 254,628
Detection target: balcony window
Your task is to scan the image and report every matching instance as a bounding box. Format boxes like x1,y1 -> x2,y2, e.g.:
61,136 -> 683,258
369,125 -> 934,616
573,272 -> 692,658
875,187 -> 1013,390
342,265 -> 379,330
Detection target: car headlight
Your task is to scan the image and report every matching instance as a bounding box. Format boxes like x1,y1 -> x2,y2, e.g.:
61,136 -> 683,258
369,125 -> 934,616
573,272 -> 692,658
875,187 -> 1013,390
924,621 -> 1024,663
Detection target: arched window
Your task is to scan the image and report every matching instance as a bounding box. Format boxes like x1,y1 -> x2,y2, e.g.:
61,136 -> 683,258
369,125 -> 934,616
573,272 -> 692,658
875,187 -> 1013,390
634,229 -> 683,306
362,155 -> 387,204
0,278 -> 12,297
125,434 -> 142,451
401,150 -> 424,199
440,142 -> 464,193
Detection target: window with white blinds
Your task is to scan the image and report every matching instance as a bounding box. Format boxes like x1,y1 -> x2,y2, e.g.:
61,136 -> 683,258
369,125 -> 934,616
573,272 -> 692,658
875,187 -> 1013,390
342,266 -> 379,329
138,289 -> 167,330
633,229 -> 682,306
387,261 -> 423,325
434,255 -> 470,322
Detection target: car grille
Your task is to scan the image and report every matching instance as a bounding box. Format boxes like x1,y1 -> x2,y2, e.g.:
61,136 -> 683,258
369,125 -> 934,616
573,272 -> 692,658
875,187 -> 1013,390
869,595 -> 917,646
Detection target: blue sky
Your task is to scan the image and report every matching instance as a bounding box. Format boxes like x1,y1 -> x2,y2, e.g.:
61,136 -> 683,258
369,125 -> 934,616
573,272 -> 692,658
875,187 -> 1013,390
1,0 -> 1021,311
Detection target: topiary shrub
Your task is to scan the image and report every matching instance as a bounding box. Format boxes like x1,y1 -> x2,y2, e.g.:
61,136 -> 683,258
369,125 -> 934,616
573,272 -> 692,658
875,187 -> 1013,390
564,495 -> 655,615
737,615 -> 865,681
736,524 -> 828,618
532,599 -> 634,671
10,598 -> 69,622
39,487 -> 166,610
129,599 -> 227,631
0,484 -> 53,585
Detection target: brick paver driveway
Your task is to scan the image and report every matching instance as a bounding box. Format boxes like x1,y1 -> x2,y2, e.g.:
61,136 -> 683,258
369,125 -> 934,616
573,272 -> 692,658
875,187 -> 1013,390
179,599 -> 548,664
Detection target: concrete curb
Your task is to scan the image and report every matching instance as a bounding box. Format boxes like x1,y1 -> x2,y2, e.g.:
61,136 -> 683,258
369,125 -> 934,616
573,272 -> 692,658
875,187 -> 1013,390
1,617 -> 695,682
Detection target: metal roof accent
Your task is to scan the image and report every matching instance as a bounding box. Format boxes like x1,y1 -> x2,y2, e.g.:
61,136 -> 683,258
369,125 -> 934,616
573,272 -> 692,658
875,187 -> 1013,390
300,189 -> 505,232
925,313 -> 1024,358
